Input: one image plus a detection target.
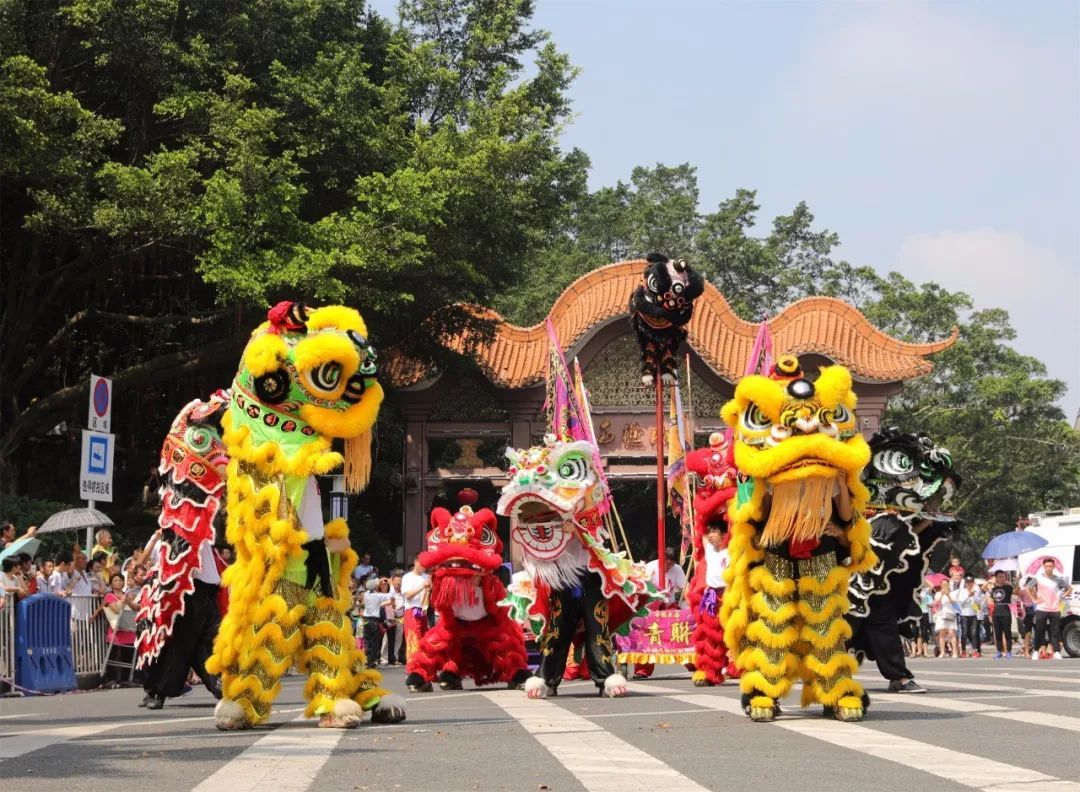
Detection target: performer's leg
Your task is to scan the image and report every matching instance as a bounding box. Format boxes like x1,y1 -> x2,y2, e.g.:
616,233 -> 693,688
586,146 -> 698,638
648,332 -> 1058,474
739,554 -> 798,721
531,588 -> 577,696
403,608 -> 427,663
691,592 -> 728,686
146,608 -> 204,701
211,579 -> 303,729
865,604 -> 915,684
581,573 -> 624,696
480,612 -> 531,688
797,553 -> 864,721
405,621 -> 451,690
188,581 -> 223,698
299,589 -> 367,727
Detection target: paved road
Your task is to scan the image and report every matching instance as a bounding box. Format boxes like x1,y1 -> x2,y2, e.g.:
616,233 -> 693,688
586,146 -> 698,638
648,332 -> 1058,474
2,658 -> 1079,792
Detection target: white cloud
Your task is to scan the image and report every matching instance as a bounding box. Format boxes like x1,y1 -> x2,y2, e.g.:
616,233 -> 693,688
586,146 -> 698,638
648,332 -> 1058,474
787,3 -> 1065,126
895,229 -> 1080,412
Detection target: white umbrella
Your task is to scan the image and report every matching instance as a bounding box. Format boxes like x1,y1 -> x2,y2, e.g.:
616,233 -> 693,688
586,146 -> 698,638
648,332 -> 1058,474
38,508 -> 114,535
988,558 -> 1019,573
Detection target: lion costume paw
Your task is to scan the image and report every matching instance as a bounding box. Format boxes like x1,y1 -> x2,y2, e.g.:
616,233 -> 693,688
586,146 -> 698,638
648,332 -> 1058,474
524,677 -> 552,699
214,699 -> 253,731
370,694 -> 408,724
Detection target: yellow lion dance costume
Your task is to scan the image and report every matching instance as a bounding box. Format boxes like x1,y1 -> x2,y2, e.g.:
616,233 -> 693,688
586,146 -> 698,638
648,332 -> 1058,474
720,355 -> 876,722
207,301 -> 406,730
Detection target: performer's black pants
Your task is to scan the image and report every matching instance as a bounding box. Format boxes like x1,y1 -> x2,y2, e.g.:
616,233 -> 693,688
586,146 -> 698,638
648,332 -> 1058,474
992,609 -> 1013,652
864,602 -> 914,682
536,573 -> 615,689
1034,611 -> 1061,652
143,580 -> 222,699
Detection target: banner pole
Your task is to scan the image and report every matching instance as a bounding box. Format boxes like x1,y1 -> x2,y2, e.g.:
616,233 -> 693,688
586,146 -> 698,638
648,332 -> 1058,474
655,366 -> 666,593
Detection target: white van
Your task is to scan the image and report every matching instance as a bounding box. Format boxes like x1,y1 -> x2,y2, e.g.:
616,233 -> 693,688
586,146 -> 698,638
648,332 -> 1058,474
1019,509 -> 1080,657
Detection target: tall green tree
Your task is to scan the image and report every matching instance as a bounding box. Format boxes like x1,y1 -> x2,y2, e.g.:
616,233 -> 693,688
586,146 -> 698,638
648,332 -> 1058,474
0,0 -> 585,496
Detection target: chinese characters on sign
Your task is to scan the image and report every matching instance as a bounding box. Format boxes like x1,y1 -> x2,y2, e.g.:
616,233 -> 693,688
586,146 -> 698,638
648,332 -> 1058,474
615,607 -> 696,664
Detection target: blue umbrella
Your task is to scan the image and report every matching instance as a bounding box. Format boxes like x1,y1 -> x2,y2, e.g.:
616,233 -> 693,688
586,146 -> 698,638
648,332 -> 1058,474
0,536 -> 42,563
982,530 -> 1047,560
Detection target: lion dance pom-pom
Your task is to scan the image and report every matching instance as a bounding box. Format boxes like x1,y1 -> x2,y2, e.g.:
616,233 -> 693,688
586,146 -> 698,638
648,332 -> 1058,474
205,301 -> 406,730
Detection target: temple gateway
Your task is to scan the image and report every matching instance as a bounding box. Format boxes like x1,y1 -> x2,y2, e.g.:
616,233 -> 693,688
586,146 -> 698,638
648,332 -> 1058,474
384,260 -> 957,562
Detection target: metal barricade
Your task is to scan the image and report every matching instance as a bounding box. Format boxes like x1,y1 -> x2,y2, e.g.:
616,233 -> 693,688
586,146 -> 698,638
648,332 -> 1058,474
69,595 -> 107,677
0,595 -> 14,694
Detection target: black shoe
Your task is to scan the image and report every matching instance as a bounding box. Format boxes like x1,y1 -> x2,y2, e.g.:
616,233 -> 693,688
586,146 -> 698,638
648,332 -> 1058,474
507,669 -> 533,690
888,679 -> 926,694
138,693 -> 153,708
438,672 -> 463,690
145,695 -> 164,710
406,672 -> 433,693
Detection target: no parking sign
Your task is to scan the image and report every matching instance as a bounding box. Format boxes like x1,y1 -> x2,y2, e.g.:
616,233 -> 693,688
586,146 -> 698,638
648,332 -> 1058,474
89,374 -> 112,432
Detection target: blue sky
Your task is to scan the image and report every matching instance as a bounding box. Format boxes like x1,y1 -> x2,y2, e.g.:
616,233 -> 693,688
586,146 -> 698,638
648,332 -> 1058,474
380,1 -> 1080,414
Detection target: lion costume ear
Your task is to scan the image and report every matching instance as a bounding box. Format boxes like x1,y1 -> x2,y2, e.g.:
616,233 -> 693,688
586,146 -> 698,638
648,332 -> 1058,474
430,507 -> 453,530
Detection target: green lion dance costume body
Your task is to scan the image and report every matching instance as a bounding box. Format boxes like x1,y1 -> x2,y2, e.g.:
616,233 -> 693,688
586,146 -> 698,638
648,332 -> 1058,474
720,355 -> 877,722
207,301 -> 406,730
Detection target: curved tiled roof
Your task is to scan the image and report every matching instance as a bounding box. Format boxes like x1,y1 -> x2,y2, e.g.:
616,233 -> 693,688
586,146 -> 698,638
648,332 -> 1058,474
383,260 -> 958,388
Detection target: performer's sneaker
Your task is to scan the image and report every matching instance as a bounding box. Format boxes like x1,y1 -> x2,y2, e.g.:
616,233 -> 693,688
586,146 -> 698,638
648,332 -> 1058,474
887,679 -> 926,694
145,695 -> 165,710
138,693 -> 153,707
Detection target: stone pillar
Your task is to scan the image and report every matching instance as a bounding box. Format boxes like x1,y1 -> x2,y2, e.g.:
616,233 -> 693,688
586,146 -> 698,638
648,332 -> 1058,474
403,418 -> 426,562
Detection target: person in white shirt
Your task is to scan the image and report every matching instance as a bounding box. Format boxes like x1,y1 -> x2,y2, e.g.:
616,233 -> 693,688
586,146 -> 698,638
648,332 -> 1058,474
953,576 -> 985,657
644,548 -> 687,604
64,553 -> 95,620
361,578 -> 396,668
399,558 -> 431,662
48,553 -> 72,595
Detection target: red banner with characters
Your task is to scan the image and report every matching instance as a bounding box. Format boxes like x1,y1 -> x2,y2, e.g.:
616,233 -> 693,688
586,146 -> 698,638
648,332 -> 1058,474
615,607 -> 696,665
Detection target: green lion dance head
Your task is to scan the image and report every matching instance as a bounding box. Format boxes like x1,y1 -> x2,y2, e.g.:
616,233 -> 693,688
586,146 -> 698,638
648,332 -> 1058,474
227,300 -> 382,491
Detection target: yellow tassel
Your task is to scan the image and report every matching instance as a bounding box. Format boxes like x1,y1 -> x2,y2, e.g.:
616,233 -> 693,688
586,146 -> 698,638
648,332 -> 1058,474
343,429 -> 373,493
759,476 -> 835,548
796,567 -> 851,596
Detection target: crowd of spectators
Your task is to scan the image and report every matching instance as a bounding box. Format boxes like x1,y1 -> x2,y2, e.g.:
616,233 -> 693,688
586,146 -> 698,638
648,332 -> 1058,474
910,555 -> 1074,661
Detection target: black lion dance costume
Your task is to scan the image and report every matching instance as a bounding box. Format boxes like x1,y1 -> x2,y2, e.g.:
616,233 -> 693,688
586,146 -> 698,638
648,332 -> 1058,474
628,253 -> 704,385
847,427 -> 960,692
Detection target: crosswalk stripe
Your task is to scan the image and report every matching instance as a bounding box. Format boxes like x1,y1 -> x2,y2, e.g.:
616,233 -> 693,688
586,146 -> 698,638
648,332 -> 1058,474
482,690 -> 710,792
916,676 -> 1080,700
0,712 -> 229,761
875,691 -> 1080,733
913,668 -> 1080,685
662,693 -> 1080,791
191,715 -> 344,792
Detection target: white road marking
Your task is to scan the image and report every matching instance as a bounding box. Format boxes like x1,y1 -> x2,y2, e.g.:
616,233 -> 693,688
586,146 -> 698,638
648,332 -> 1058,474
0,713 -> 42,720
916,676 -> 1080,700
914,668 -> 1080,685
877,692 -> 1080,733
192,715 -> 346,792
0,707 -> 304,761
483,689 -> 710,792
663,693 -> 1080,791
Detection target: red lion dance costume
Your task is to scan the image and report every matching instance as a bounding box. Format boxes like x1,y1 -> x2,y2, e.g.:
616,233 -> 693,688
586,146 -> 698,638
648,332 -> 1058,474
405,492 -> 531,692
684,432 -> 739,687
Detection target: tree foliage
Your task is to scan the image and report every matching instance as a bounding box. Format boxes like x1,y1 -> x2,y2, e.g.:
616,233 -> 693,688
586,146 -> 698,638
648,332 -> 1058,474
1,0 -> 585,495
